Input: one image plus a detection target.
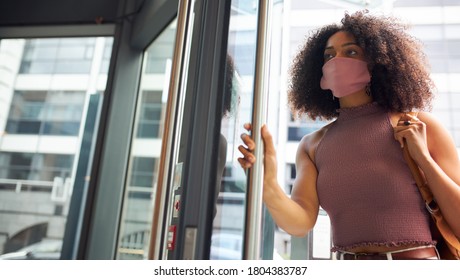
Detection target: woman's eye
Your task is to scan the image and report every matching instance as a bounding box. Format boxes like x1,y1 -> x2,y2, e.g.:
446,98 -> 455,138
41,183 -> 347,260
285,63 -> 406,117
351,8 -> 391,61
347,49 -> 358,56
324,53 -> 334,60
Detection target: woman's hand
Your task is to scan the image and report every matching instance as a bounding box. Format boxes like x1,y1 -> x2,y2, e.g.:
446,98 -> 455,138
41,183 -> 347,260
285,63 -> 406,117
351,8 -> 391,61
394,113 -> 431,164
237,124 -> 278,185
237,123 -> 256,169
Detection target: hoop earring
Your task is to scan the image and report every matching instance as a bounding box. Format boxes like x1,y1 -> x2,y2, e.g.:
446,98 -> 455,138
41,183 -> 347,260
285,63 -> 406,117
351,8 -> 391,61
365,84 -> 371,96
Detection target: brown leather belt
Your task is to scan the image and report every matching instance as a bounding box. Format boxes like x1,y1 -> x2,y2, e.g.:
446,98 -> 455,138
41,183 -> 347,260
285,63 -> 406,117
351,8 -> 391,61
336,246 -> 438,260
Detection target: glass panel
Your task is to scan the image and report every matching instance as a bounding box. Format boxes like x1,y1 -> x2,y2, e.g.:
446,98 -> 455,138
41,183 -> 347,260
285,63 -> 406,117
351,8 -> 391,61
210,0 -> 259,260
6,90 -> 86,136
116,19 -> 177,260
136,91 -> 163,138
0,36 -> 113,259
18,38 -> 95,74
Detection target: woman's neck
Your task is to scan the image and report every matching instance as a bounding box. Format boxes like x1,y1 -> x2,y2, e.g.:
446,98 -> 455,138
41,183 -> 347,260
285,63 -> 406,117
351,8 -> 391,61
338,89 -> 373,108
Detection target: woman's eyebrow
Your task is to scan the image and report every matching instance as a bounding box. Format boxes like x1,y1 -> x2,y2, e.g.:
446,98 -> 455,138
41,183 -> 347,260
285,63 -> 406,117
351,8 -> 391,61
342,42 -> 359,47
324,42 -> 359,50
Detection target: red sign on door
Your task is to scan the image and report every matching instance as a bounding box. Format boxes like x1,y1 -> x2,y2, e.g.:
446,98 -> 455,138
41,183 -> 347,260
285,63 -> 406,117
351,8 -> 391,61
167,225 -> 177,250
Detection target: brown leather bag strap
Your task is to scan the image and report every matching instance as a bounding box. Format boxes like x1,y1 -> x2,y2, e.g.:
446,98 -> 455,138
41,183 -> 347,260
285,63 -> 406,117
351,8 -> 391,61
401,140 -> 435,210
399,114 -> 460,258
404,141 -> 460,257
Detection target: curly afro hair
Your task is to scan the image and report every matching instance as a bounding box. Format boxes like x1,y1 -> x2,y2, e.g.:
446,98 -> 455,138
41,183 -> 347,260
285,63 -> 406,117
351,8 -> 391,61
288,10 -> 435,120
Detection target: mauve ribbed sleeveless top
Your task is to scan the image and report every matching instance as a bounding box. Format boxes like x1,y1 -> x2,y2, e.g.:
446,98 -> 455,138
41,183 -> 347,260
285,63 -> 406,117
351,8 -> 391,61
315,102 -> 434,251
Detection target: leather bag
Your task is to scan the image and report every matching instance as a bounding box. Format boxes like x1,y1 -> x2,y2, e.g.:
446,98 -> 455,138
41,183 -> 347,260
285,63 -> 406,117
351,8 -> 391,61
401,135 -> 460,260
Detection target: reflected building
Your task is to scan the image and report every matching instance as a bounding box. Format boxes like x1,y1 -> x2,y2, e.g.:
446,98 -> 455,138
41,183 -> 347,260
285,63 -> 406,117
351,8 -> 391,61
0,37 -> 112,255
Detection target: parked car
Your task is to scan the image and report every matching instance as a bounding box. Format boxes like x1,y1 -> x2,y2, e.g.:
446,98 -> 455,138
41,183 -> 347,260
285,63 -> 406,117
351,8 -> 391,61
0,239 -> 62,260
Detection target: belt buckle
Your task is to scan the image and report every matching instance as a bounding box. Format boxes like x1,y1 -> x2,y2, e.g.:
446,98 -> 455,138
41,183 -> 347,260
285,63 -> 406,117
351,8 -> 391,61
353,253 -> 363,260
346,252 -> 388,260
339,251 -> 371,260
354,252 -> 374,260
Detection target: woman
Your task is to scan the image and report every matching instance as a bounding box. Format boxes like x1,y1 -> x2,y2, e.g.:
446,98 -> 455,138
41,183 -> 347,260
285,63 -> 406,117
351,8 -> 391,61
238,11 -> 460,260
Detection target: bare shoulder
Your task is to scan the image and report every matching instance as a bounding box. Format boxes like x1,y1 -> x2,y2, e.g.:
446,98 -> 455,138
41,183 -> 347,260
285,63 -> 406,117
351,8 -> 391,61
417,111 -> 443,126
298,121 -> 335,162
417,111 -> 456,148
418,112 -> 460,182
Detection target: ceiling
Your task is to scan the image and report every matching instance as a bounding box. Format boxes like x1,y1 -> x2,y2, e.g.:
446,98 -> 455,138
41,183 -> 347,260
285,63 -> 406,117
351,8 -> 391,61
0,0 -> 126,27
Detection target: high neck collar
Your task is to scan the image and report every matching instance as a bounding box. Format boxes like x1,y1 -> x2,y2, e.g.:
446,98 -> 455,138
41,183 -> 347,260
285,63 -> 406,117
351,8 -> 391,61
336,102 -> 383,121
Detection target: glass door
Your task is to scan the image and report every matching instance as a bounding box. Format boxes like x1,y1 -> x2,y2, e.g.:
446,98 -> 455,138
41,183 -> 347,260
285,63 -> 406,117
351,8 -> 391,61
148,0 -> 277,260
116,20 -> 177,260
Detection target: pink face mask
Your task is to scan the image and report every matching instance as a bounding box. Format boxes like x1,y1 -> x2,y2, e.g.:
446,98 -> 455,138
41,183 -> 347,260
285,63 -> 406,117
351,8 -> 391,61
320,57 -> 371,98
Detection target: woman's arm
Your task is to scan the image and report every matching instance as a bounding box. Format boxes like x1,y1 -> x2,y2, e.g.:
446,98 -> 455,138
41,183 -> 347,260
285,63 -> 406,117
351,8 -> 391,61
394,112 -> 460,237
238,124 -> 320,237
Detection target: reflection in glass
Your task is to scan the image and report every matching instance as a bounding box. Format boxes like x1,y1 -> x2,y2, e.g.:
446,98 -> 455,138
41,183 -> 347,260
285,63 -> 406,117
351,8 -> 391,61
0,36 -> 113,259
19,38 -> 98,74
210,1 -> 259,260
6,91 -> 86,136
116,20 -> 177,260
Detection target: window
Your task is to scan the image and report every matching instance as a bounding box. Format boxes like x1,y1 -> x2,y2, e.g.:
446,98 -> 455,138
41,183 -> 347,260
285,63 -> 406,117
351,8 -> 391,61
0,152 -> 73,181
0,36 -> 112,259
130,157 -> 157,188
19,38 -> 96,74
287,112 -> 326,142
6,90 -> 85,136
136,91 -> 164,138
